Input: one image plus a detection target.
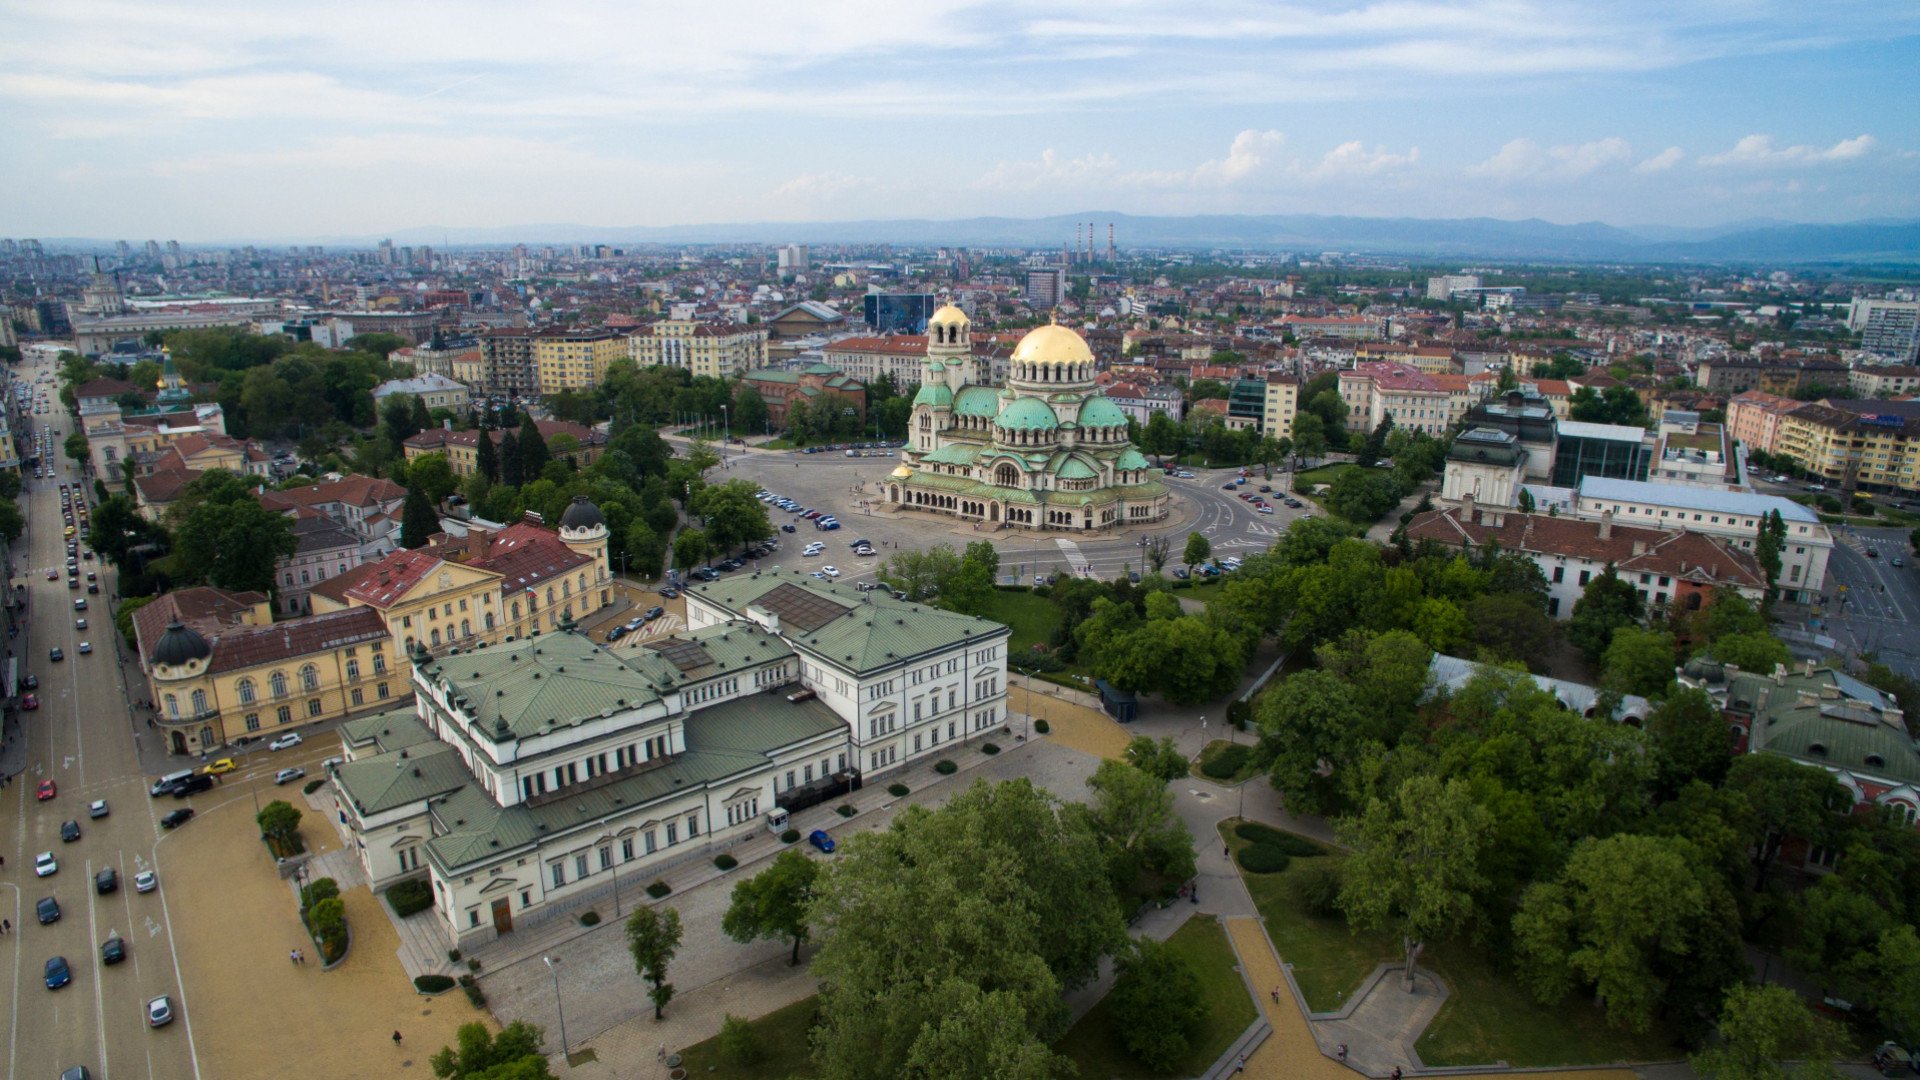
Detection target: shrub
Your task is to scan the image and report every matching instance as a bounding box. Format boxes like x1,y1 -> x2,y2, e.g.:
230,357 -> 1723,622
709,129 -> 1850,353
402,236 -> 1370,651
645,881 -> 672,899
303,778 -> 326,795
414,974 -> 457,994
714,853 -> 738,871
447,949 -> 462,963
1170,579 -> 1192,590
887,782 -> 910,797
387,878 -> 434,918
1201,743 -> 1254,780
467,957 -> 482,972
1226,699 -> 1252,730
981,743 -> 1001,755
309,896 -> 348,959
1033,719 -> 1050,734
1031,584 -> 1051,598
718,1013 -> 763,1066
579,910 -> 601,927
301,876 -> 340,912
463,983 -> 487,1007
1290,860 -> 1345,918
1233,822 -> 1323,857
1237,844 -> 1291,874
780,828 -> 800,844
836,804 -> 856,818
934,760 -> 958,775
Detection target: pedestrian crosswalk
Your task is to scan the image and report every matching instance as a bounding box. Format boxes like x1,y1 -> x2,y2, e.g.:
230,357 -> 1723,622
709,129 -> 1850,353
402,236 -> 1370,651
1054,538 -> 1094,578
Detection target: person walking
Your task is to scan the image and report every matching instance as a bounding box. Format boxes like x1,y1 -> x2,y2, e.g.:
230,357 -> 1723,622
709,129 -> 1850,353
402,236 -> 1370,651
290,949 -> 299,965
393,1031 -> 403,1047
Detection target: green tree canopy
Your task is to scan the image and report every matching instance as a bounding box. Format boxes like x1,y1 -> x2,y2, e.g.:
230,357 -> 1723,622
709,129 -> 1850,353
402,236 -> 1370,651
624,905 -> 683,1020
1687,983 -> 1843,1080
430,1020 -> 557,1080
1075,759 -> 1198,903
721,849 -> 820,966
1339,773 -> 1492,988
1567,564 -> 1644,665
1182,531 -> 1211,567
1106,936 -> 1207,1072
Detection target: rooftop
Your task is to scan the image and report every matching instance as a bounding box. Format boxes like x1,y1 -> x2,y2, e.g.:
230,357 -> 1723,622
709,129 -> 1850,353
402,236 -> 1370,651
689,569 -> 1009,674
1577,476 -> 1820,524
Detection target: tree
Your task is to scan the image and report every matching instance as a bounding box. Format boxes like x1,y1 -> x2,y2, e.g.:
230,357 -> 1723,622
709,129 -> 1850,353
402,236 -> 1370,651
877,544 -> 964,602
1290,412 -> 1328,466
168,472 -> 298,594
518,416 -> 550,478
382,393 -> 420,446
624,905 -> 683,1019
672,527 -> 708,571
499,430 -> 523,488
807,779 -> 1121,1080
1182,531 -> 1211,568
1706,631 -> 1791,673
64,430 -> 90,462
401,482 -> 438,549
1107,937 -> 1206,1072
1144,536 -> 1170,573
1514,833 -> 1742,1032
1723,754 -> 1848,892
1078,759 -> 1197,902
406,453 -> 458,505
721,849 -> 820,965
1567,564 -> 1644,665
1753,511 -> 1786,600
1124,735 -> 1190,783
1338,774 -> 1491,989
694,479 -> 773,556
256,799 -> 302,846
430,1020 -> 557,1080
1256,669 -> 1363,815
1602,627 -> 1677,699
1465,592 -> 1558,669
1645,687 -> 1735,796
474,428 -> 500,484
733,384 -> 770,435
0,501 -> 22,544
1688,983 -> 1843,1080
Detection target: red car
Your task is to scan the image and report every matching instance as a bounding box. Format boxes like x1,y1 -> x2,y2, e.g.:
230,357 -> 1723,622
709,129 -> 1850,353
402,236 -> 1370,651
21,693 -> 38,711
36,780 -> 57,801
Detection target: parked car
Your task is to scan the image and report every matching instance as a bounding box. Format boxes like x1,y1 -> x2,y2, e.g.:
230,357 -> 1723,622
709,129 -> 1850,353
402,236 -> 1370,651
269,732 -> 303,751
160,808 -> 195,829
61,819 -> 81,842
95,867 -> 118,894
274,767 -> 306,785
643,606 -> 665,621
808,829 -> 836,853
45,955 -> 72,990
21,693 -> 38,710
37,896 -> 61,924
35,851 -> 57,877
172,774 -> 214,797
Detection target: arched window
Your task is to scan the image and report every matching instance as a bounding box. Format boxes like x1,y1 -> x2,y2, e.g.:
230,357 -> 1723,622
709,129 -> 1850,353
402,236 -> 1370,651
461,619 -> 471,637
300,664 -> 319,691
270,671 -> 289,698
512,601 -> 522,620
430,628 -> 442,646
562,579 -> 572,599
164,693 -> 179,718
190,689 -> 207,714
995,463 -> 1019,487
485,612 -> 495,630
547,587 -> 556,606
237,678 -> 256,704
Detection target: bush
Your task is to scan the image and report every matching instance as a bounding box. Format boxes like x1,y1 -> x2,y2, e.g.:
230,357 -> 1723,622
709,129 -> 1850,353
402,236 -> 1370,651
1226,699 -> 1252,730
302,778 -> 326,795
887,782 -> 910,797
463,982 -> 487,1007
1237,844 -> 1291,874
579,910 -> 601,927
1201,743 -> 1254,780
309,896 -> 348,959
447,949 -> 462,963
718,1013 -> 763,1066
467,957 -> 481,972
1170,579 -> 1192,590
780,828 -> 800,844
645,881 -> 671,899
934,759 -> 958,775
414,974 -> 457,994
836,804 -> 857,818
1033,719 -> 1050,734
1233,822 -> 1324,857
1290,860 -> 1345,918
1031,584 -> 1051,598
714,853 -> 738,871
301,876 -> 340,912
981,743 -> 1001,755
387,878 -> 434,917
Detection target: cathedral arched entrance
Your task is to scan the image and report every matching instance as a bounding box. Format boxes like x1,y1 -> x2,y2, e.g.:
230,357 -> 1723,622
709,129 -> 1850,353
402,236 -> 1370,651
989,503 -> 1000,521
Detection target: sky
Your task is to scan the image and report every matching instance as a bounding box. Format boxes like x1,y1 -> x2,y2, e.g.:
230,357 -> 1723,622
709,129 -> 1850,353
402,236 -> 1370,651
2,0 -> 1918,240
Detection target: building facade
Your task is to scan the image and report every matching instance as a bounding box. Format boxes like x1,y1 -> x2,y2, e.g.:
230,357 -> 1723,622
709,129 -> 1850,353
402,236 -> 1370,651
1571,476 -> 1831,603
534,328 -> 625,393
372,373 -> 471,415
888,309 -> 1169,531
632,321 -> 769,380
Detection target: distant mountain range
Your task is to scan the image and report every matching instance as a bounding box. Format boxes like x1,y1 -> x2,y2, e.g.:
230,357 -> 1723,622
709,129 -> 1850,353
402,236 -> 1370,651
45,213 -> 1920,264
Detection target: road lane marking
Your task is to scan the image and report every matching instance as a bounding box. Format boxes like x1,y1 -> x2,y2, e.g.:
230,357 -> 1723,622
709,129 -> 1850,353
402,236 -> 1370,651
87,856 -> 112,1079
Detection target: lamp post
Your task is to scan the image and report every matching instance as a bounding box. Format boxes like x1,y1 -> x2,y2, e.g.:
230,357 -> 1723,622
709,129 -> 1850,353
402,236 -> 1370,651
602,817 -> 625,918
544,955 -> 570,1063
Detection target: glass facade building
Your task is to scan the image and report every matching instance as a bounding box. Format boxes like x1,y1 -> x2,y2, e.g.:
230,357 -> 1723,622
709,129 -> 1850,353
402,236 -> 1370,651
863,293 -> 936,335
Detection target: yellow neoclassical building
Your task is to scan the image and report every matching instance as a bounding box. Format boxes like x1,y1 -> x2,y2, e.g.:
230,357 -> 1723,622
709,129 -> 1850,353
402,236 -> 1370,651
133,588 -> 399,757
533,328 -> 626,393
309,548 -> 505,654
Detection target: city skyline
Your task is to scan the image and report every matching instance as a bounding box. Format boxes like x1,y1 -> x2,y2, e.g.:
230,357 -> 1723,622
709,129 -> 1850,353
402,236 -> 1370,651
2,0 -> 1918,239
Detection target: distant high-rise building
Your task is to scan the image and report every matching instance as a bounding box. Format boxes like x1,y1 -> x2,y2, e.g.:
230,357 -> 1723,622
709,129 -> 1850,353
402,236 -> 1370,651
777,244 -> 810,273
115,240 -> 132,262
1026,268 -> 1066,310
863,292 -> 936,334
377,238 -> 395,265
145,239 -> 161,262
166,240 -> 182,261
1850,298 -> 1920,361
1427,274 -> 1481,301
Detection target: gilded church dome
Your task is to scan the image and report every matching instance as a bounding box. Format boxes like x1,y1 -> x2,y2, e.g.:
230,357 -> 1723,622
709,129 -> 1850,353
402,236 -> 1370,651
928,303 -> 970,328
1010,324 -> 1094,366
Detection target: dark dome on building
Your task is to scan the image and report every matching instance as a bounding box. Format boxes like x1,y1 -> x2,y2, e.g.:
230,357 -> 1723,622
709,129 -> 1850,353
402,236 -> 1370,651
559,496 -> 605,531
152,622 -> 212,666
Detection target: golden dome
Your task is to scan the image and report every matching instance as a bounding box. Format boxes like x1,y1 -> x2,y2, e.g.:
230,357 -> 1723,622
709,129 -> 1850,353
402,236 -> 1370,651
1010,324 -> 1093,366
928,303 -> 969,327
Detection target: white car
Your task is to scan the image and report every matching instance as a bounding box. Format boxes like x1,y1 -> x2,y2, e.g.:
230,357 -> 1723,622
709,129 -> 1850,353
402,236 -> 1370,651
35,851 -> 58,877
821,566 -> 841,578
803,547 -> 823,558
269,732 -> 303,751
134,870 -> 158,893
274,767 -> 306,785
88,799 -> 109,819
147,994 -> 174,1027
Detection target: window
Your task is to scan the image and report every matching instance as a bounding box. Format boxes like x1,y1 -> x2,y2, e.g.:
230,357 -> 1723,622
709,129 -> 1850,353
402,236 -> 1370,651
1578,570 -> 1592,586
666,822 -> 678,845
373,653 -> 387,675
245,713 -> 260,732
377,683 -> 390,699
190,688 -> 208,714
270,671 -> 289,698
307,698 -> 323,717
300,664 -> 319,691
551,863 -> 566,887
346,659 -> 360,680
575,853 -> 589,878
644,830 -> 657,854
350,688 -> 364,706
277,705 -> 292,724
621,837 -> 634,860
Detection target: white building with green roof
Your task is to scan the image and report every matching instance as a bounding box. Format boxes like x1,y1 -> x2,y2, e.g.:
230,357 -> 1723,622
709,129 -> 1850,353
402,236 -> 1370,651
887,306 -> 1169,531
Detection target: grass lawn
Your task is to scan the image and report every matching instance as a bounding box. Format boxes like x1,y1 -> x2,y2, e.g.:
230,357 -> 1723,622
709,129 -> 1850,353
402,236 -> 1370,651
759,437 -> 797,450
1054,916 -> 1258,1079
983,588 -> 1064,655
1291,463 -> 1359,492
1192,739 -> 1264,784
675,996 -> 819,1079
1220,821 -> 1685,1068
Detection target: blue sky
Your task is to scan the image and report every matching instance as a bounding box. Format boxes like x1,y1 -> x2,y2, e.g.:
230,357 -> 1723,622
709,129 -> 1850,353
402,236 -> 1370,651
2,0 -> 1916,240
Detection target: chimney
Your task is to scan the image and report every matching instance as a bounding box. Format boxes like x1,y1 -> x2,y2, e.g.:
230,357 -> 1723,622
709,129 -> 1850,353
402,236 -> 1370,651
1598,509 -> 1613,541
1631,540 -> 1646,557
1802,658 -> 1815,678
1772,662 -> 1787,685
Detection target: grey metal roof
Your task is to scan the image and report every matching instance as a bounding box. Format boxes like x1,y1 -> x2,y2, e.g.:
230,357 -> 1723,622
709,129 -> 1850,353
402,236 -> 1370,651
690,569 -> 1010,675
1427,653 -> 1650,721
1577,476 -> 1820,523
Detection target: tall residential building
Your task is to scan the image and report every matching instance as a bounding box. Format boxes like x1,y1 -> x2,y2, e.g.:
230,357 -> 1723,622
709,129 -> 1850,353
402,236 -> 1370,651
1025,268 -> 1065,309
533,328 -> 625,393
776,244 -> 810,273
481,328 -> 539,398
1850,299 -> 1920,362
631,320 -> 769,380
1426,274 -> 1481,301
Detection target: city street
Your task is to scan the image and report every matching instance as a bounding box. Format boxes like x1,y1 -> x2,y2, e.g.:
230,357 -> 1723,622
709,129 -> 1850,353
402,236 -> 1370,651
3,356 -> 200,1080
703,442 -> 1312,587
1820,526 -> 1920,679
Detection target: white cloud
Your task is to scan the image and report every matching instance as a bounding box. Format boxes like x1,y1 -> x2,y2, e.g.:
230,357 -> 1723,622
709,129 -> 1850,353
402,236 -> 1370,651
1634,146 -> 1684,173
1466,137 -> 1633,180
1309,141 -> 1421,177
1195,128 -> 1286,184
769,171 -> 871,199
1699,134 -> 1876,167
973,149 -> 1121,191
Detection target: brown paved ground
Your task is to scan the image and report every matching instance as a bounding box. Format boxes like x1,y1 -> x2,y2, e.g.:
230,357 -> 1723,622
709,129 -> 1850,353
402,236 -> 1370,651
163,769 -> 491,1078
1011,683 -> 1132,760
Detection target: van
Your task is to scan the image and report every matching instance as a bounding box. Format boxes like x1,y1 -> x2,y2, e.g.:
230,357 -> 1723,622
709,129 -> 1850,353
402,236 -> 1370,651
765,807 -> 791,834
172,774 -> 215,798
150,770 -> 195,797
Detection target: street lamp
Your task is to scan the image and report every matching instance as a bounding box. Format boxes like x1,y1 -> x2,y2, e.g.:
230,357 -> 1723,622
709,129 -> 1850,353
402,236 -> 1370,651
544,955 -> 570,1062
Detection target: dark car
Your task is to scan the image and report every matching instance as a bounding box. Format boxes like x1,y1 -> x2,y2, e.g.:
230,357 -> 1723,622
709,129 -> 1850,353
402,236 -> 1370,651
95,867 -> 118,894
45,955 -> 72,990
808,829 -> 836,853
605,624 -> 628,642
644,606 -> 665,621
61,819 -> 81,842
37,896 -> 61,924
780,523 -> 796,533
658,587 -> 679,599
49,646 -> 63,662
23,674 -> 36,690
172,774 -> 214,798
101,936 -> 127,965
160,808 -> 195,829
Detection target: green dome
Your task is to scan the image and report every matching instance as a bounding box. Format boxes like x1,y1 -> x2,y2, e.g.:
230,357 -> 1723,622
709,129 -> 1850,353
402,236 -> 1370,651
1077,395 -> 1128,428
1115,448 -> 1150,470
1055,457 -> 1099,480
954,387 -> 1000,417
912,383 -> 953,409
995,397 -> 1059,431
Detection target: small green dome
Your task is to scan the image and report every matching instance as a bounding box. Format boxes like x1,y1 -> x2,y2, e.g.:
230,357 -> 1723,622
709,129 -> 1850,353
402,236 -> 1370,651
954,387 -> 1000,417
1115,448 -> 1150,470
1055,457 -> 1099,480
1077,396 -> 1128,428
995,397 -> 1059,431
912,383 -> 953,409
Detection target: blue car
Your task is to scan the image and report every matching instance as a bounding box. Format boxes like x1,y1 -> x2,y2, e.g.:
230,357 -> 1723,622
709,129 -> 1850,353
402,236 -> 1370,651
808,829 -> 835,854
45,955 -> 71,990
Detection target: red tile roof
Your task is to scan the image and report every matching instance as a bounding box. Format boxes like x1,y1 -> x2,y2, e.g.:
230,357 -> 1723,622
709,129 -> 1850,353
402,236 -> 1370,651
258,474 -> 406,514
1406,508 -> 1765,588
133,586 -> 268,650
465,522 -> 590,593
203,606 -> 390,675
331,548 -> 449,609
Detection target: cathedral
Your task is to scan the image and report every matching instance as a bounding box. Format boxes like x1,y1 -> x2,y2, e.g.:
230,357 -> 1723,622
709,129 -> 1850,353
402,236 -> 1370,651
886,306 -> 1170,531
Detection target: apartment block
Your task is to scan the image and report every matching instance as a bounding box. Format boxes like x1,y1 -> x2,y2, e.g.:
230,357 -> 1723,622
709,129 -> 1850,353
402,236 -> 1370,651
631,320 -> 768,380
534,328 -> 625,393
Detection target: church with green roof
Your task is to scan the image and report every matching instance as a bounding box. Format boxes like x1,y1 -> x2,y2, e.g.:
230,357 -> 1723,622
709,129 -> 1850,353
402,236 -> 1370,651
886,306 -> 1169,531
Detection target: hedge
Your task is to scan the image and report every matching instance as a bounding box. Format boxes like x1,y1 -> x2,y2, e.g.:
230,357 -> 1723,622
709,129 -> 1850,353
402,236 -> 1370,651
579,910 -> 601,927
1033,719 -> 1050,734
981,743 -> 1001,755
646,881 -> 672,899
781,828 -> 800,843
836,804 -> 857,817
1237,844 -> 1291,874
887,782 -> 910,797
1201,743 -> 1254,780
1232,822 -> 1325,857
714,853 -> 738,871
414,974 -> 457,994
934,760 -> 958,775
302,778 -> 326,795
387,878 -> 434,917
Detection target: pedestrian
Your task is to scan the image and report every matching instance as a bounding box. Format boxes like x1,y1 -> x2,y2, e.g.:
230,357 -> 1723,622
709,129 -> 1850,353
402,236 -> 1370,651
657,1044 -> 666,1062
1224,844 -> 1231,858
291,949 -> 299,965
393,1031 -> 403,1047
1270,986 -> 1280,1003
2,918 -> 9,933
1392,1068 -> 1402,1079
1338,1044 -> 1347,1062
1234,1055 -> 1246,1074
